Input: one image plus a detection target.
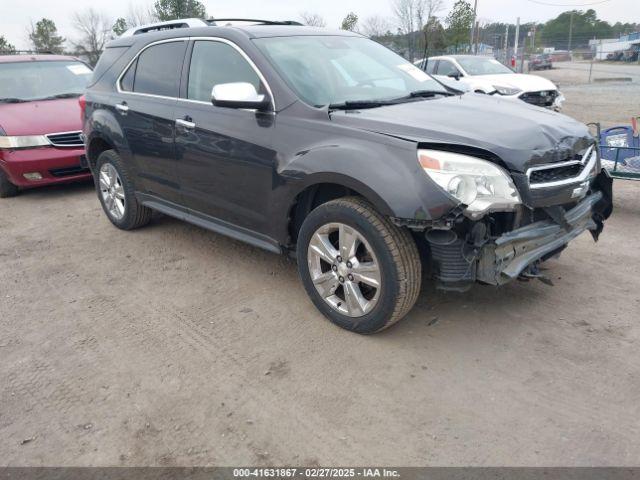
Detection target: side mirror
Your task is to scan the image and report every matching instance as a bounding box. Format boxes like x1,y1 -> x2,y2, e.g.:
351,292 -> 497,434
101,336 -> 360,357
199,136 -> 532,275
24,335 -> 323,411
447,72 -> 461,81
211,82 -> 270,110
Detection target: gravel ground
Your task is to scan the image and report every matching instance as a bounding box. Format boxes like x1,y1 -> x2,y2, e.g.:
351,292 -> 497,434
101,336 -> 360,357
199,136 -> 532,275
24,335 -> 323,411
1,77 -> 639,466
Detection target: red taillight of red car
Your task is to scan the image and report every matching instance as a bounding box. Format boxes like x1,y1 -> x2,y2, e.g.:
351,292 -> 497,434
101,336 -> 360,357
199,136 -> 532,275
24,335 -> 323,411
78,95 -> 86,123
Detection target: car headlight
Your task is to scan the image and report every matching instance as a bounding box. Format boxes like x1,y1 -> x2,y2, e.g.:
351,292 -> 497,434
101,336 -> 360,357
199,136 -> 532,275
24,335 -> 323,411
418,149 -> 522,218
493,85 -> 522,96
0,135 -> 50,149
606,133 -> 628,148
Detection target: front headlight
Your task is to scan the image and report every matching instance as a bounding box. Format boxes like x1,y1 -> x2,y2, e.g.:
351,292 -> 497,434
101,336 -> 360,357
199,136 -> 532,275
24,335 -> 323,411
418,149 -> 522,218
0,135 -> 50,149
493,85 -> 522,96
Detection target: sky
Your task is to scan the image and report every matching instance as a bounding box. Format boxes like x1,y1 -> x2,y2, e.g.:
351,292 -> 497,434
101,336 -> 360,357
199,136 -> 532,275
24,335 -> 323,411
2,0 -> 639,50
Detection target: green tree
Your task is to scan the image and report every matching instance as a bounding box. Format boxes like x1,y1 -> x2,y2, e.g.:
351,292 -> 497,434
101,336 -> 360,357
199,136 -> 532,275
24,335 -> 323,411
112,17 -> 129,36
29,18 -> 66,54
341,12 -> 359,32
153,0 -> 206,21
0,35 -> 16,53
541,9 -> 613,49
445,0 -> 475,52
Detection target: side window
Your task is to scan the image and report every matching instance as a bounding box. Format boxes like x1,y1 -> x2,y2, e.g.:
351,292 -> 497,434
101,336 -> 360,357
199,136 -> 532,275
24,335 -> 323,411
436,60 -> 460,77
120,58 -> 136,92
132,41 -> 187,97
187,41 -> 262,103
425,60 -> 437,74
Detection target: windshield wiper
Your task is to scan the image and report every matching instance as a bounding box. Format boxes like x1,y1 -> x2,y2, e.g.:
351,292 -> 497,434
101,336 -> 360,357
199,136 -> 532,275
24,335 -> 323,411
329,99 -> 398,111
34,93 -> 82,101
408,89 -> 453,98
0,98 -> 29,104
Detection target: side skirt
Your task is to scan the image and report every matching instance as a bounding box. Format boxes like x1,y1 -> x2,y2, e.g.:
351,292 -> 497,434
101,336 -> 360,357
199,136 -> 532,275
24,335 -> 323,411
136,192 -> 282,255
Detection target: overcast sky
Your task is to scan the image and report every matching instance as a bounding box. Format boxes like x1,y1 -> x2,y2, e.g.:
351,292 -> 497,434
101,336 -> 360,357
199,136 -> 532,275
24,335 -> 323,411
3,0 -> 639,49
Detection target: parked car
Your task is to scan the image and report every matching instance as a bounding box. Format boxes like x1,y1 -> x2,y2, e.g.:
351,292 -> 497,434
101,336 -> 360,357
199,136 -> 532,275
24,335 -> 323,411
623,44 -> 639,62
0,54 -> 93,197
606,51 -> 624,62
422,55 -> 565,110
83,22 -> 612,333
528,53 -> 553,71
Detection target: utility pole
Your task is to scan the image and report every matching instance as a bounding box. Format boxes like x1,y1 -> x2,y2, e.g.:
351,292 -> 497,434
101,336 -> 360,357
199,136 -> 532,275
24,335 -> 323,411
568,10 -> 574,55
504,25 -> 509,64
469,0 -> 478,54
514,17 -> 520,71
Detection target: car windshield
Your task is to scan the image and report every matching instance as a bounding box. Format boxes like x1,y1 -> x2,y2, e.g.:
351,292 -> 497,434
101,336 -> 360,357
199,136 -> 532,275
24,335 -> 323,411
0,60 -> 92,102
456,57 -> 513,76
254,35 -> 448,108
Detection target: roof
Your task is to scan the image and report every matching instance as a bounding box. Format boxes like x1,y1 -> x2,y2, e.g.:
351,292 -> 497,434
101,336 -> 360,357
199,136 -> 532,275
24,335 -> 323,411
0,54 -> 79,64
108,24 -> 360,47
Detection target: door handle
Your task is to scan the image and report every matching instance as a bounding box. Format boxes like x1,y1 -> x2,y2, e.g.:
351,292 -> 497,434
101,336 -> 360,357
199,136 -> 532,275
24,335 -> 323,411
115,103 -> 129,115
176,118 -> 196,130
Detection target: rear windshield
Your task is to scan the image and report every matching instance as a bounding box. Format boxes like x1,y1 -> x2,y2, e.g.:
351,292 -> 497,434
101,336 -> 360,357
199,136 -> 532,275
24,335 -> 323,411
0,60 -> 92,102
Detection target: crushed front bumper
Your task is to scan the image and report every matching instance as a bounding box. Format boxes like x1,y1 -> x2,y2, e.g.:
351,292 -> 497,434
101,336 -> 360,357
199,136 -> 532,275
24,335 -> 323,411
477,171 -> 613,285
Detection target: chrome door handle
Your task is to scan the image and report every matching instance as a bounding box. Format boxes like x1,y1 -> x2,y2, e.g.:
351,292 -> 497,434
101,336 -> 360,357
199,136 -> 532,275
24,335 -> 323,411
115,103 -> 129,115
176,118 -> 196,130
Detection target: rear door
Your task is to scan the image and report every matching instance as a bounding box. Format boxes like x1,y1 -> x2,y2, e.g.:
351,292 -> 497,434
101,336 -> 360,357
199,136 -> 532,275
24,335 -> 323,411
115,39 -> 187,204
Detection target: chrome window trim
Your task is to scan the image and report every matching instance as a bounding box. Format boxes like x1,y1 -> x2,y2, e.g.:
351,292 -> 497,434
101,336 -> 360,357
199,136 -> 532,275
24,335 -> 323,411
115,36 -> 276,111
526,145 -> 598,189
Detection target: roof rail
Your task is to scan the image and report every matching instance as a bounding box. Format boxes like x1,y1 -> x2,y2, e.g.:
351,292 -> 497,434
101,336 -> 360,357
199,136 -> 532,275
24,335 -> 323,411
208,18 -> 303,26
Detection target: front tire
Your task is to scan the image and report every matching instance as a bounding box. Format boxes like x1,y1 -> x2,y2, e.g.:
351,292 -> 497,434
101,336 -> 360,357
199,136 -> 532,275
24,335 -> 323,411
95,150 -> 152,230
297,197 -> 421,334
0,169 -> 19,198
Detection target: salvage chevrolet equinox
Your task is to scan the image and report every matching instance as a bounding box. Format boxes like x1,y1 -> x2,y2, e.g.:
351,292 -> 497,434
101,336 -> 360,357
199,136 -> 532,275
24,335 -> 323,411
83,21 -> 613,334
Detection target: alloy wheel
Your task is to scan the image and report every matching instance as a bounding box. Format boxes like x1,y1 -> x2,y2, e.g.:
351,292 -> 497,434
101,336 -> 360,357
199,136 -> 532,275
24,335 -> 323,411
99,163 -> 126,220
307,222 -> 382,318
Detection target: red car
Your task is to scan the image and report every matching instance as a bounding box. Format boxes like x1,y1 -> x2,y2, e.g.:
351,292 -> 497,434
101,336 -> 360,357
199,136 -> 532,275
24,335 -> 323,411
0,54 -> 93,197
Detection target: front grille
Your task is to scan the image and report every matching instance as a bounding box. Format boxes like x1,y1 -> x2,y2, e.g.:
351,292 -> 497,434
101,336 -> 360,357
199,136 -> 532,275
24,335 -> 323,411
520,90 -> 558,107
46,131 -> 84,147
49,166 -> 90,177
529,163 -> 584,184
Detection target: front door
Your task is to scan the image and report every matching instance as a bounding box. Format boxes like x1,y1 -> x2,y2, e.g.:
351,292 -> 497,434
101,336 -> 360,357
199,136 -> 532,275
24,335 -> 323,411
174,39 -> 277,234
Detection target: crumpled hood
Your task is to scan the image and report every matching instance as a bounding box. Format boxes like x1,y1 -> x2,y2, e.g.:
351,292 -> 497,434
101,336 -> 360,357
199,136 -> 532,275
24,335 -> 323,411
0,98 -> 81,136
470,73 -> 558,92
330,93 -> 593,172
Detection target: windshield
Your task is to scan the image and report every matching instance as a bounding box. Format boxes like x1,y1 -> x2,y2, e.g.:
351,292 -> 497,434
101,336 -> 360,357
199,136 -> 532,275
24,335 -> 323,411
254,36 -> 448,107
0,60 -> 92,102
456,57 -> 513,76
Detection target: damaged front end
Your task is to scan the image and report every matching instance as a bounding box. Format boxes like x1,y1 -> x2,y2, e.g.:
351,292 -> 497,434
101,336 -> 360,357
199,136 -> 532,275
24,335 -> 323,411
417,145 -> 613,291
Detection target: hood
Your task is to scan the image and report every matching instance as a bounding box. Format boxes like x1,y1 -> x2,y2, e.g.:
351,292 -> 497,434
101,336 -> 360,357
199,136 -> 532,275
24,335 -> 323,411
330,93 -> 592,172
0,98 -> 82,136
471,73 -> 558,92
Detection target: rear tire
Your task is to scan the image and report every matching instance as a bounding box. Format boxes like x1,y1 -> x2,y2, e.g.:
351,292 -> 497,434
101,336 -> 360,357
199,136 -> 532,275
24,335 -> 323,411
297,197 -> 421,334
0,169 -> 19,198
95,150 -> 152,230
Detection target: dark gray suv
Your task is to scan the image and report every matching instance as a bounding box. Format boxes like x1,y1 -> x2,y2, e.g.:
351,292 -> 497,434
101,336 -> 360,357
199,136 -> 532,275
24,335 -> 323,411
82,21 -> 612,333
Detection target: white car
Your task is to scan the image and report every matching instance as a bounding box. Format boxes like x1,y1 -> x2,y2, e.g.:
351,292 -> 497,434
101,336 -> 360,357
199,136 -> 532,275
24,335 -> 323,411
416,55 -> 565,111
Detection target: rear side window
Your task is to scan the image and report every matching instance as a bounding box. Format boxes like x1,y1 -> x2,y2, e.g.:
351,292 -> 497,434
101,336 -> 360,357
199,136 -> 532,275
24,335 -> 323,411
425,60 -> 436,74
187,41 -> 261,103
131,41 -> 187,97
90,46 -> 128,86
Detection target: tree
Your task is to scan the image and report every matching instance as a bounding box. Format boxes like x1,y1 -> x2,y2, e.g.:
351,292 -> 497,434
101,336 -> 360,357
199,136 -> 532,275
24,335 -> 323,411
541,9 -> 613,50
28,18 -> 66,54
72,8 -> 112,66
361,15 -> 393,38
112,17 -> 128,36
300,12 -> 327,27
153,0 -> 206,21
445,0 -> 475,52
127,3 -> 158,26
0,36 -> 16,53
341,12 -> 359,32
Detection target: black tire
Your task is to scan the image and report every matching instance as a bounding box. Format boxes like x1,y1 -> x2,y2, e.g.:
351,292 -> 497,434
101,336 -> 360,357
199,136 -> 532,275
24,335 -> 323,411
95,149 -> 152,230
297,197 -> 421,334
0,169 -> 19,198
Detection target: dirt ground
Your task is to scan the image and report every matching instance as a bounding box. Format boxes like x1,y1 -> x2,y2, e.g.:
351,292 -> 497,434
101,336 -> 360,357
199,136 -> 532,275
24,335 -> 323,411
1,73 -> 640,467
